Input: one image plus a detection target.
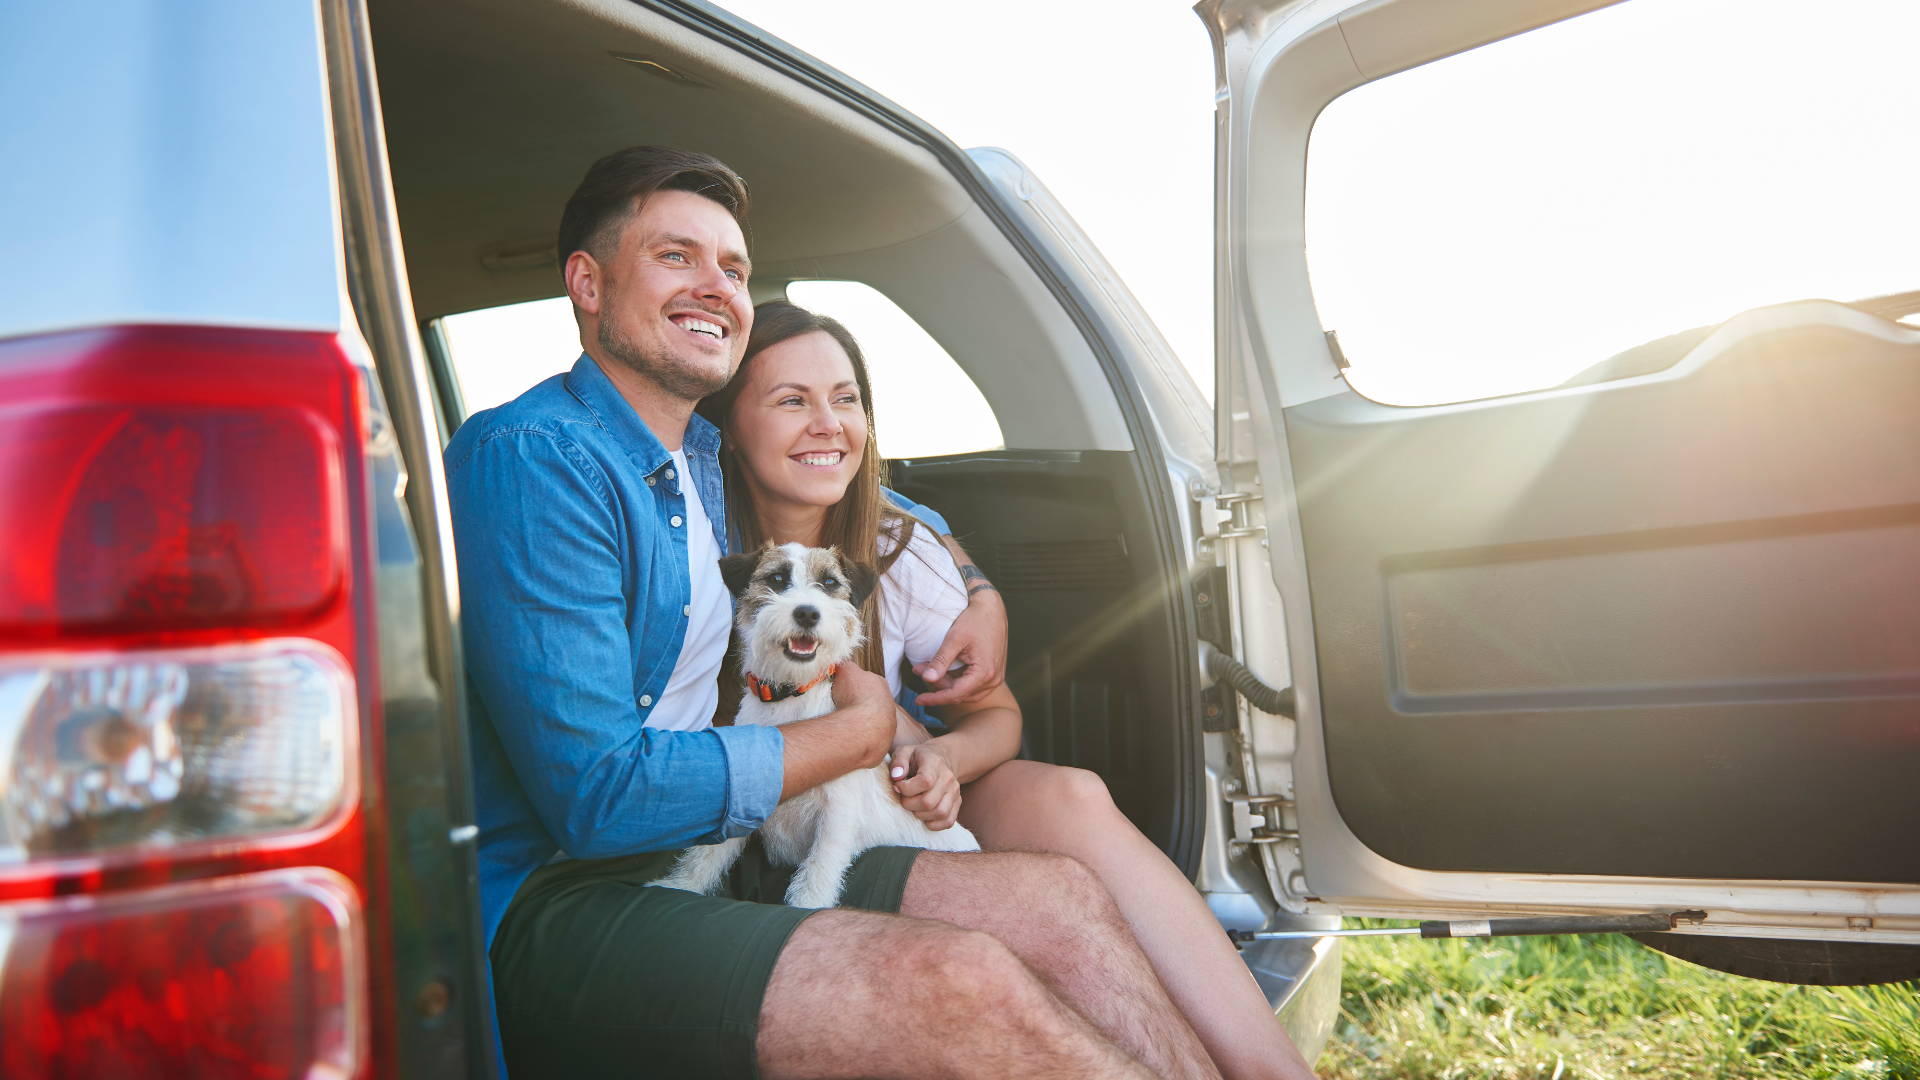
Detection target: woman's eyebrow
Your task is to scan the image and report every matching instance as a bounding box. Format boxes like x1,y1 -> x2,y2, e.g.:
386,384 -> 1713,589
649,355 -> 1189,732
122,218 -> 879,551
768,381 -> 858,393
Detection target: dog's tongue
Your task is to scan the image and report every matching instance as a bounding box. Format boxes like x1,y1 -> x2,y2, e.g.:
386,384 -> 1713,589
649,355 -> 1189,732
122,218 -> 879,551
787,635 -> 818,656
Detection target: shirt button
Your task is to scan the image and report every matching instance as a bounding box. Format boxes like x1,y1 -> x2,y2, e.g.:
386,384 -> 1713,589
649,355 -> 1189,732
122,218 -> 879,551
639,694 -> 653,708
670,515 -> 684,528
645,476 -> 656,487
665,467 -> 676,480
683,604 -> 692,617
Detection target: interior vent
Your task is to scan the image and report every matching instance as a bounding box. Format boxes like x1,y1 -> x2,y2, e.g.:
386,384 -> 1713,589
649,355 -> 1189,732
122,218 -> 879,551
991,538 -> 1130,592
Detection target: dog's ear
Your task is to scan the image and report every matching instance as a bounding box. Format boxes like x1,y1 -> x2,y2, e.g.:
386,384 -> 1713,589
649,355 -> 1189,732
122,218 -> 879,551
844,559 -> 879,610
719,551 -> 761,599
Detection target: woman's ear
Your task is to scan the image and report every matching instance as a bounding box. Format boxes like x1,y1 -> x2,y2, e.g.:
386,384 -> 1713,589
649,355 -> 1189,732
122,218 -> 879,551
845,560 -> 879,609
719,552 -> 761,599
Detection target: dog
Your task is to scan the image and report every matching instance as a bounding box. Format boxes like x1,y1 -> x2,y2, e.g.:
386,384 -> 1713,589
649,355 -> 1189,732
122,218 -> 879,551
648,541 -> 980,908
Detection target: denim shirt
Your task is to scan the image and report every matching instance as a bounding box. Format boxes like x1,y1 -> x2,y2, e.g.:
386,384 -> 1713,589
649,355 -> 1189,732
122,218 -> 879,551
446,354 -> 784,950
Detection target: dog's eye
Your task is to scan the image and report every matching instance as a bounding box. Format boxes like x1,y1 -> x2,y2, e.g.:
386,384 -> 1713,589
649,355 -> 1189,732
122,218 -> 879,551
820,575 -> 839,590
766,570 -> 790,588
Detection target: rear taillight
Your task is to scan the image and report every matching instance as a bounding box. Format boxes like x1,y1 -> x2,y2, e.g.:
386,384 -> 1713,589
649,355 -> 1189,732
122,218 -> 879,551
0,869 -> 363,1079
0,325 -> 379,1079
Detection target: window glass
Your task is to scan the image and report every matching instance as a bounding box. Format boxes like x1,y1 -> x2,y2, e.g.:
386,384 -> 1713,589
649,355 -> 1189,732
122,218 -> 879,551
1304,0 -> 1919,406
434,284 -> 1004,459
785,280 -> 1004,459
436,297 -> 578,416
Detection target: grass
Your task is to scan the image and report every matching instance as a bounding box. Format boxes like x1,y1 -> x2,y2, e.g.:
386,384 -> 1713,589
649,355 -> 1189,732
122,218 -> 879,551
1316,923 -> 1920,1080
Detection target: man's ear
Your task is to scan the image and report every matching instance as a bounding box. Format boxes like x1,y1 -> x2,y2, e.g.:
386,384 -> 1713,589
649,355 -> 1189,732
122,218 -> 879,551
563,249 -> 603,317
844,560 -> 879,610
719,552 -> 760,599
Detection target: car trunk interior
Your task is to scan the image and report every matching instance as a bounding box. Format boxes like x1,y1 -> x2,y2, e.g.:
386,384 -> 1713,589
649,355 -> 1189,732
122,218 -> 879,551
367,0 -> 1201,865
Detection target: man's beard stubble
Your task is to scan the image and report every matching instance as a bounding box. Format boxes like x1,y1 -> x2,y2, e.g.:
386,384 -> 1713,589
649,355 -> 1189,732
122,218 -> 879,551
597,303 -> 737,403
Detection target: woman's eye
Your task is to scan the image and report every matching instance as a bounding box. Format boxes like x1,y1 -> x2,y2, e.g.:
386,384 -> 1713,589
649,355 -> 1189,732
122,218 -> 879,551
834,395 -> 861,407
776,396 -> 804,407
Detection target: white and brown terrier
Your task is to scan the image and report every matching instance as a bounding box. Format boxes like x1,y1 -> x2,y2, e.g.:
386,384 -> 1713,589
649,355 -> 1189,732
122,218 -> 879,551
648,542 -> 979,908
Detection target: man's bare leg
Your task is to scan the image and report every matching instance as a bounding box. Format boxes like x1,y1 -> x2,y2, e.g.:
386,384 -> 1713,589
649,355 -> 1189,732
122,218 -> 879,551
757,906 -> 1153,1080
902,850 -> 1224,1080
962,761 -> 1319,1080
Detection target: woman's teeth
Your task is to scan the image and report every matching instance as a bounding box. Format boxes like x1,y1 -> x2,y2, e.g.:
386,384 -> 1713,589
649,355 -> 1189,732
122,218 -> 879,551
794,452 -> 843,467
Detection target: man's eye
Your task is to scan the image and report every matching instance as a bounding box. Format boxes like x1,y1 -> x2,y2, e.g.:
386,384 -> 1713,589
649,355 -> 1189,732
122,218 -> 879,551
662,251 -> 688,263
725,268 -> 745,281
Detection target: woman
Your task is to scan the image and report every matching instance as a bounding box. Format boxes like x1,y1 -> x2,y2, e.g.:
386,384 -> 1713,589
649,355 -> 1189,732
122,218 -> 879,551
701,300 -> 1316,1080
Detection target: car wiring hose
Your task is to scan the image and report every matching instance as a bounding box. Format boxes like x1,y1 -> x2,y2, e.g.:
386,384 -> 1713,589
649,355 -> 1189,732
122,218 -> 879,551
1199,641 -> 1294,717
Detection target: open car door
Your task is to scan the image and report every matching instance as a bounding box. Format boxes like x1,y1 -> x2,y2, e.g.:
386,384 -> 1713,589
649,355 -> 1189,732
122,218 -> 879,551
1204,0 -> 1920,982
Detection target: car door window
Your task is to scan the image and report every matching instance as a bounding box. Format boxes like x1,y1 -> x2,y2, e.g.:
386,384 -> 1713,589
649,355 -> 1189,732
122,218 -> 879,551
1304,0 -> 1919,406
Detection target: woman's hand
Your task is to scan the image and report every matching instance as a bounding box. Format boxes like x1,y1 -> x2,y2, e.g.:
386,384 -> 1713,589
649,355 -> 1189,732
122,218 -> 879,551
889,740 -> 962,831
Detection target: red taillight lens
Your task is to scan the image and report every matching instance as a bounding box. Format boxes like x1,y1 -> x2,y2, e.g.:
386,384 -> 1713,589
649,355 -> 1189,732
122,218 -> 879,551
0,325 -> 352,644
0,869 -> 365,1079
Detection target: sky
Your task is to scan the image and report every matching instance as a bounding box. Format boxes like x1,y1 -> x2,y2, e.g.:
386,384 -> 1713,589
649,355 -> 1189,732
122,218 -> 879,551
444,0 -> 1916,446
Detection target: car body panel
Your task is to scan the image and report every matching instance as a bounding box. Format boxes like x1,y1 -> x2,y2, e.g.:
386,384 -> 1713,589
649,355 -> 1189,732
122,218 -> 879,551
0,2 -> 345,340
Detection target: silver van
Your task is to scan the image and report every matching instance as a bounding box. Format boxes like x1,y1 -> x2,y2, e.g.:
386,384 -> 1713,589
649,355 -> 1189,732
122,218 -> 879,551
3,0 -> 1914,1075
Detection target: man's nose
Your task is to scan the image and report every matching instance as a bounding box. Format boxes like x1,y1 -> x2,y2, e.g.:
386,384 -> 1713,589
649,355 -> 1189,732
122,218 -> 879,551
792,605 -> 820,629
691,260 -> 739,303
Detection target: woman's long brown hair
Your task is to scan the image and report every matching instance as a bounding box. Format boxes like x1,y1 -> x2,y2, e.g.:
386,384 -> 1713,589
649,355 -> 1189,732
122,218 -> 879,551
698,299 -> 916,675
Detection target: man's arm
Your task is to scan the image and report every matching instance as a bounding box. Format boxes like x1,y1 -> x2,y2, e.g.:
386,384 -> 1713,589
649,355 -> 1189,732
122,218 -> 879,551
454,429 -> 785,857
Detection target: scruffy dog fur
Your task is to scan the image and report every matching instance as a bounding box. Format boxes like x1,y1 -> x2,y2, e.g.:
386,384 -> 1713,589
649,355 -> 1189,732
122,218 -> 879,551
648,542 -> 979,908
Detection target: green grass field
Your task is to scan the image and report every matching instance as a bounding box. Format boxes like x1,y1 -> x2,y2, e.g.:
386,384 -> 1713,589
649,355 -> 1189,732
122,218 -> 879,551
1317,925 -> 1920,1080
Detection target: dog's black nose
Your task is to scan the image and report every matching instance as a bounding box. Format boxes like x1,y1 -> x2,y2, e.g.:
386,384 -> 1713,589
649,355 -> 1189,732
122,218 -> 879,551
792,605 -> 820,628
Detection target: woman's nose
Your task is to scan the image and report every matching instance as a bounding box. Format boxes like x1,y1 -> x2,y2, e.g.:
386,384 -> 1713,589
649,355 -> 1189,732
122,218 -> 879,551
807,402 -> 842,436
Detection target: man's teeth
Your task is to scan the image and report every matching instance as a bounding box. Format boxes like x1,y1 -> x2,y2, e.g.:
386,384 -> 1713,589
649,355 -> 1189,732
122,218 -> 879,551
679,318 -> 723,338
795,453 -> 842,467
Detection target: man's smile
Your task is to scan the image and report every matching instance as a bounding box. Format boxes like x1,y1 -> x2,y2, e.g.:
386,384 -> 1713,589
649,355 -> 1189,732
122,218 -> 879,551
669,312 -> 730,340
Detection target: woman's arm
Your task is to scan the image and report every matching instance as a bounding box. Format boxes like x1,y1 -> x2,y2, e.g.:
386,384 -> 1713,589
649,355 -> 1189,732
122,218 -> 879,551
911,534 -> 1008,707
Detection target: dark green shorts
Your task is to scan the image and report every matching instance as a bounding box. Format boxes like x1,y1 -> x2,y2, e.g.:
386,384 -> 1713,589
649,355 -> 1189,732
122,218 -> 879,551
489,839 -> 922,1080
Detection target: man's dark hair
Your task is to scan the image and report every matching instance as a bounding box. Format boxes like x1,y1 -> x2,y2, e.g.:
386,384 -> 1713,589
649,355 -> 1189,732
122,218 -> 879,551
556,146 -> 750,271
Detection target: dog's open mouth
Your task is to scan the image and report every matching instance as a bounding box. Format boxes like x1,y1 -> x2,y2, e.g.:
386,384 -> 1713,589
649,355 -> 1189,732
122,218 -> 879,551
782,634 -> 819,662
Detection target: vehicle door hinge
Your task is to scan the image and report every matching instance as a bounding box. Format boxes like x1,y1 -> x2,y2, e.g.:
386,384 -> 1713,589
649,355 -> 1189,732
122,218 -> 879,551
1213,489 -> 1265,542
1227,792 -> 1298,846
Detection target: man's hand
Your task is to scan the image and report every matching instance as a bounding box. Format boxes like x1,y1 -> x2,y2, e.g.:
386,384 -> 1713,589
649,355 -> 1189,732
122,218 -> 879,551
781,663 -> 896,800
914,572 -> 1008,706
889,741 -> 962,831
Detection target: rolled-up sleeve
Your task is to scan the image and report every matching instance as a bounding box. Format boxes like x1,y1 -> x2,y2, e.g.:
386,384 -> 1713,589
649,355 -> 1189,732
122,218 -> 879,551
451,427 -> 781,857
714,723 -> 784,834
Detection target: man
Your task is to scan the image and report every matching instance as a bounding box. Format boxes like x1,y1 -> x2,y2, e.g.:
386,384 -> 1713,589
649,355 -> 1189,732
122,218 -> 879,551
448,145 -> 1224,1079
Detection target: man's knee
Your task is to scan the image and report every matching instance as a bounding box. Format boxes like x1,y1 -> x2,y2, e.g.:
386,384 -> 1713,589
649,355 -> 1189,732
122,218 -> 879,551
913,925 -> 1032,1003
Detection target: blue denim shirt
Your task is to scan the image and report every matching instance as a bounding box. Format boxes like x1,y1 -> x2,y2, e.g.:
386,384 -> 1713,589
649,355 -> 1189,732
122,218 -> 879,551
447,354 -> 785,951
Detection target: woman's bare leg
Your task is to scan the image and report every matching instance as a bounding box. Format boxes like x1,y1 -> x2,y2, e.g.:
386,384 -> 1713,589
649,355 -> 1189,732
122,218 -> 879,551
960,760 -> 1320,1080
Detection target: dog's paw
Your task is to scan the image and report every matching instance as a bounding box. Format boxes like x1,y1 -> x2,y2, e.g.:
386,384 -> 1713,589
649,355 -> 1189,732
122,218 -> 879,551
783,878 -> 845,909
647,872 -> 717,895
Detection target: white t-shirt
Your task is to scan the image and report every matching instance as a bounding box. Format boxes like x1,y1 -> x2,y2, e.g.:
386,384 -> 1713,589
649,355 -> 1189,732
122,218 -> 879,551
644,447 -> 732,731
876,522 -> 968,699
